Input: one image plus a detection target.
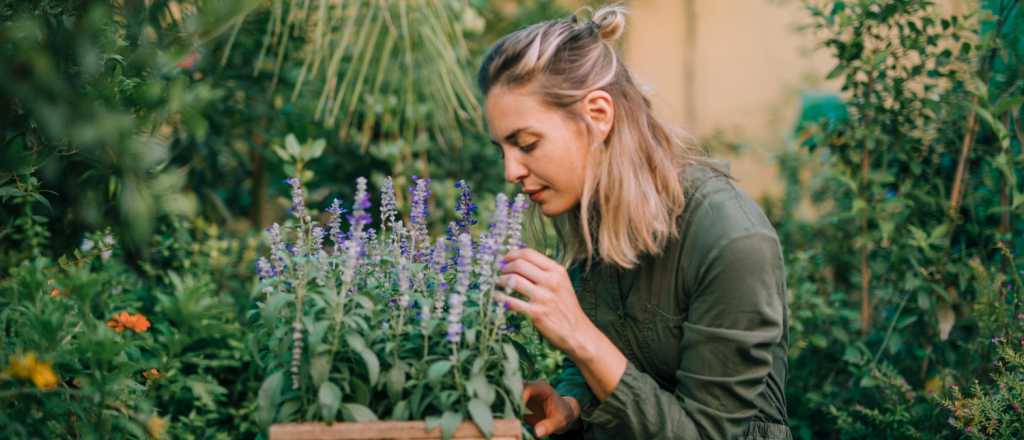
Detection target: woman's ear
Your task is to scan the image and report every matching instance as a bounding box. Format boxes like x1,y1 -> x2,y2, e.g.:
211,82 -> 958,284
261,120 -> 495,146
581,89 -> 614,144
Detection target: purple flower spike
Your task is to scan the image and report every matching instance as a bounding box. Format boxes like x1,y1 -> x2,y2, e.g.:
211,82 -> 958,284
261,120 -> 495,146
409,176 -> 432,260
381,176 -> 398,230
286,177 -> 306,220
327,198 -> 346,253
454,180 -> 478,235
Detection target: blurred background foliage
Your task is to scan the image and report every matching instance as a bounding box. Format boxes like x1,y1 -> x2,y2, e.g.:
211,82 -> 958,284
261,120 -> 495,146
1,0 -> 1022,438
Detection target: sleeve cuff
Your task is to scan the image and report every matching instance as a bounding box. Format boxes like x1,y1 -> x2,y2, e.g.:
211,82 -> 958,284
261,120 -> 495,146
581,361 -> 647,427
555,381 -> 598,415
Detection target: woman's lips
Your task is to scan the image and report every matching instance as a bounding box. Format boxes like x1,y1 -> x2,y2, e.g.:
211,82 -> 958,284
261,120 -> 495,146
528,189 -> 545,202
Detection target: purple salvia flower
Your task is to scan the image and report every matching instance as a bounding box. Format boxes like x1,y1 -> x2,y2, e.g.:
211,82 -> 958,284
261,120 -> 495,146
346,177 -> 372,258
430,236 -> 448,274
491,193 -> 511,248
339,182 -> 370,287
256,257 -> 275,280
347,178 -> 372,230
446,322 -> 464,343
506,194 -> 529,250
340,240 -> 359,286
311,225 -> 325,252
396,255 -> 412,308
456,233 -> 473,296
454,180 -> 478,234
326,198 -> 346,253
431,238 -> 449,316
286,177 -> 306,220
380,176 -> 398,231
409,176 -> 432,261
266,223 -> 288,275
446,233 -> 473,343
419,300 -> 432,334
474,194 -> 509,284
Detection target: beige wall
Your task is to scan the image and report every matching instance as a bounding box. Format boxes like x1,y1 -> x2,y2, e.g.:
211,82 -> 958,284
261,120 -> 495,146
621,0 -> 965,200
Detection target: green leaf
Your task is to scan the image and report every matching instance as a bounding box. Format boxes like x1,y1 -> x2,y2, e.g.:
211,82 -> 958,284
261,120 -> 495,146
306,138 -> 327,160
318,382 -> 342,421
859,375 -> 878,388
440,410 -> 463,440
842,345 -> 864,365
0,186 -> 22,200
467,398 -> 494,438
427,360 -> 452,383
501,343 -> 519,365
342,403 -> 378,422
973,104 -> 1010,150
390,400 -> 410,420
345,333 -> 380,386
257,371 -> 283,426
272,145 -> 291,161
501,343 -> 523,408
917,290 -> 931,310
186,378 -> 228,408
425,415 -> 442,431
310,354 -> 331,388
285,133 -> 302,158
386,365 -> 406,402
467,373 -> 495,405
351,378 -> 371,405
28,192 -> 52,211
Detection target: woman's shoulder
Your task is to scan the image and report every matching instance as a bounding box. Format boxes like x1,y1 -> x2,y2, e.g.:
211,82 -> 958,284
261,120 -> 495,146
675,160 -> 779,255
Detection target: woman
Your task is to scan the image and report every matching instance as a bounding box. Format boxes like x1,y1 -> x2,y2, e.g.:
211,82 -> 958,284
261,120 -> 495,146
479,4 -> 791,440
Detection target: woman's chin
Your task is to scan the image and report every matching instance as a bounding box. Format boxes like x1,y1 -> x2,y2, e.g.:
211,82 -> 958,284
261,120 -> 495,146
538,200 -> 570,217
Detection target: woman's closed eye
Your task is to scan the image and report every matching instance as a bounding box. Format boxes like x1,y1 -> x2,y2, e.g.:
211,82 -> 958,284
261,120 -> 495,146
520,141 -> 538,153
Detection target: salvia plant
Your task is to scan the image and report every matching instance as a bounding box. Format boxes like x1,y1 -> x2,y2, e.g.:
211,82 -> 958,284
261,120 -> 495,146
254,176 -> 531,439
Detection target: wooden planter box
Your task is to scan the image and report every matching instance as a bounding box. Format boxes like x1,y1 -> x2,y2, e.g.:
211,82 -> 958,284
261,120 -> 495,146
270,419 -> 522,440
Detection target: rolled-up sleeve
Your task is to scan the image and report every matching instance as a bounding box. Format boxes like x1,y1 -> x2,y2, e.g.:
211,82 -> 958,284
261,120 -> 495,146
581,232 -> 786,439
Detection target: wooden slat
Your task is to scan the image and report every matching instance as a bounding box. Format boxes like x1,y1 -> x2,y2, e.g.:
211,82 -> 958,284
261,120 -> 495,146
269,419 -> 522,440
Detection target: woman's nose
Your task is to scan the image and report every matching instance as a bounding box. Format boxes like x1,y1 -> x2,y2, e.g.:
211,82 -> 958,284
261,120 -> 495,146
503,153 -> 528,183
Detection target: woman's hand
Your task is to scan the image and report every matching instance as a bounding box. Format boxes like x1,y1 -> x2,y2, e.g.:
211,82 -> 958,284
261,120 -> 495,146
522,381 -> 580,438
496,247 -> 628,401
494,248 -> 590,356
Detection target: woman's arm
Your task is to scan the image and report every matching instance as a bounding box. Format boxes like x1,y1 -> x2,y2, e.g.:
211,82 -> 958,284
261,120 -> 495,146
499,231 -> 786,439
582,232 -> 786,438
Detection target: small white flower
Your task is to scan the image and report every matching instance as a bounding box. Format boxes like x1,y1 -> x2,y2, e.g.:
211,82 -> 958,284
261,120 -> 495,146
80,238 -> 95,252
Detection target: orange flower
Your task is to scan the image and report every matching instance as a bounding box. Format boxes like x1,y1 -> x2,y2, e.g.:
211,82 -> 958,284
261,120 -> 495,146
49,288 -> 63,298
143,368 -> 161,380
106,311 -> 151,333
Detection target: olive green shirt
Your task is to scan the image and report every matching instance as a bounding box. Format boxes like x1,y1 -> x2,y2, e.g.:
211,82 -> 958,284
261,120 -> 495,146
553,162 -> 791,440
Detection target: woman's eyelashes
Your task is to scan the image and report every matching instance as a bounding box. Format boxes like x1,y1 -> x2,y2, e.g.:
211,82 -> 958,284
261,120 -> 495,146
520,141 -> 538,153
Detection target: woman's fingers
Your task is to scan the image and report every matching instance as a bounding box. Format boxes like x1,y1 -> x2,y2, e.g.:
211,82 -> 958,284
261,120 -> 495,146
534,418 -> 564,438
496,273 -> 546,300
504,248 -> 561,272
493,292 -> 537,316
500,258 -> 548,286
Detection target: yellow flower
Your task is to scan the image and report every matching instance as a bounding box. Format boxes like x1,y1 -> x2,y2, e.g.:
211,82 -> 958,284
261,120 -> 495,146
7,352 -> 38,379
6,352 -> 59,390
30,360 -> 58,390
146,415 -> 168,439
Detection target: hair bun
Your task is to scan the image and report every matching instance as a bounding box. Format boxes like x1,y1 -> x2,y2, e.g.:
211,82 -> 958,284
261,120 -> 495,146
591,4 -> 627,42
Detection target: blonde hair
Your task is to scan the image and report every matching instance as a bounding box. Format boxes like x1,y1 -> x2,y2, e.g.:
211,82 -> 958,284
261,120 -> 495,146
478,4 -> 707,269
